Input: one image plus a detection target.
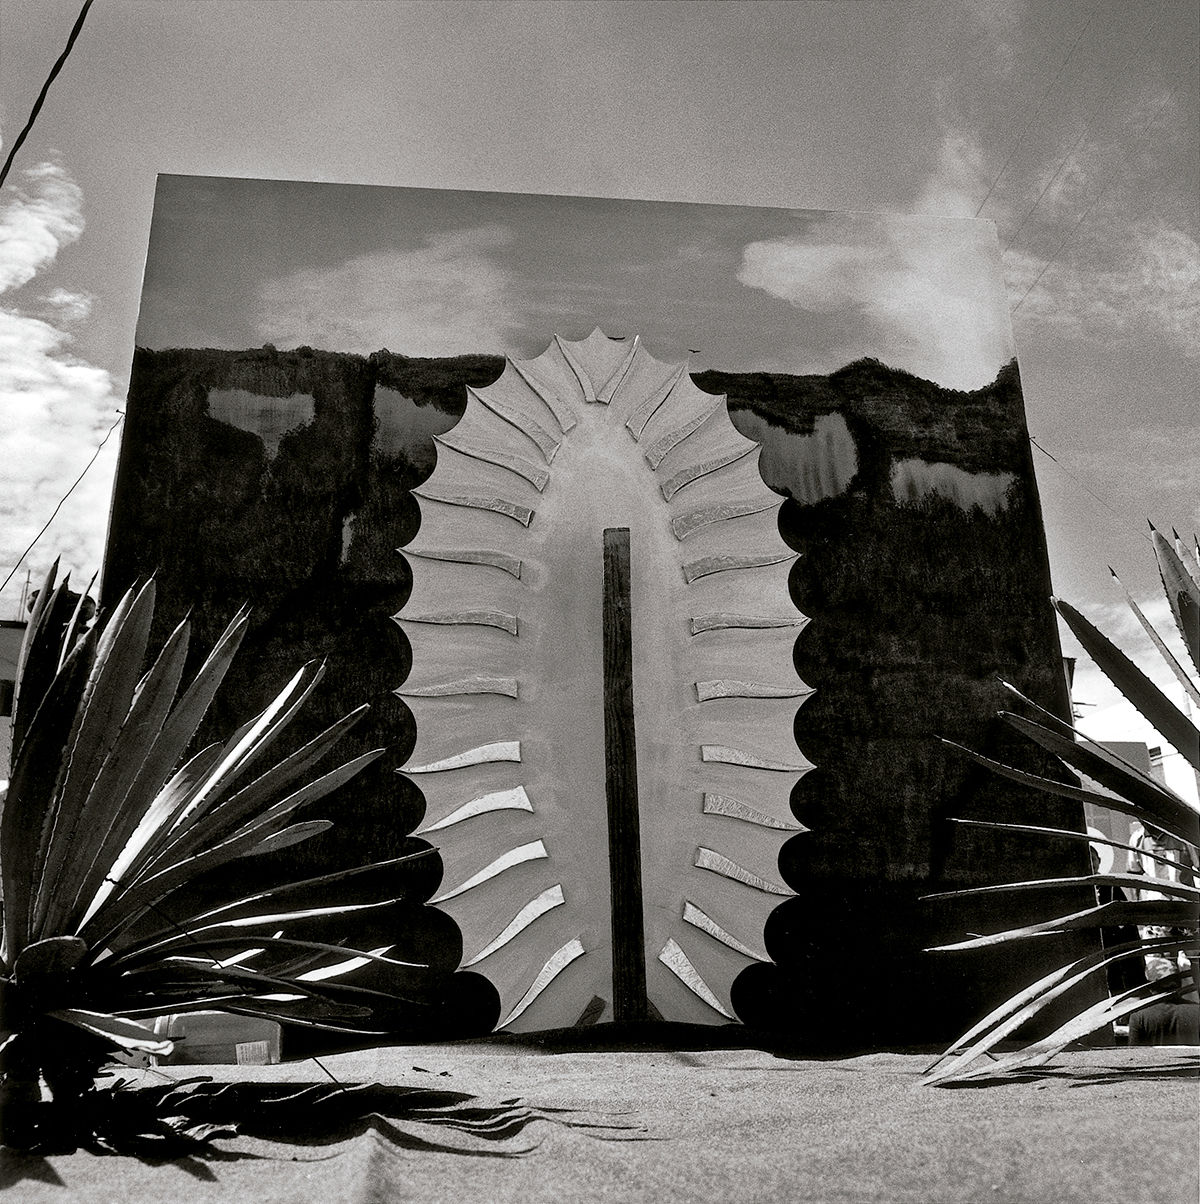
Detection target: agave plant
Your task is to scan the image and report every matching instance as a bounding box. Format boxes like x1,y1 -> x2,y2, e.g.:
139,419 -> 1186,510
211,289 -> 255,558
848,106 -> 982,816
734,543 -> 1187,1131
0,563 -> 429,1141
925,525 -> 1199,1085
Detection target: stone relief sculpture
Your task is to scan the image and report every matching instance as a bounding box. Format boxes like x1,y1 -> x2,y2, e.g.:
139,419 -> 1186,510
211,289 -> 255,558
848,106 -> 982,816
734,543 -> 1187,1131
397,329 -> 812,1030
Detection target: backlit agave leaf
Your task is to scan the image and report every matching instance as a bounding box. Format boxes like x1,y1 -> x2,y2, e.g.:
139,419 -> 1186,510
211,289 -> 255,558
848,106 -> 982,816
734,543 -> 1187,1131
10,559 -> 70,754
923,872 -> 1199,903
940,736 -> 1199,851
924,936 -> 1185,1083
1152,525 -> 1200,671
399,329 -> 807,1029
87,748 -> 386,950
931,982 -> 1182,1085
1,628 -> 96,960
1054,599 -> 1198,772
44,614 -> 193,938
1000,713 -> 1200,844
1111,569 -> 1200,708
948,817 -> 1199,876
48,1008 -> 173,1056
30,582 -> 157,938
929,898 -> 1196,951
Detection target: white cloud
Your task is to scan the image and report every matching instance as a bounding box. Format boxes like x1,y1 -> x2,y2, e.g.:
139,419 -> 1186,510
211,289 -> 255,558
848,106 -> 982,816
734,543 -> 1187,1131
1006,216 -> 1200,356
0,162 -> 84,291
255,223 -> 522,356
737,205 -> 1014,391
0,162 -> 122,615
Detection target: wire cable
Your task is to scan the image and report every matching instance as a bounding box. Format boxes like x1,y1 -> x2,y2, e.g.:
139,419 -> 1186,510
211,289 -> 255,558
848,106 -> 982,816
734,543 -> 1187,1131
974,11 -> 1097,219
1001,8 -> 1161,256
1029,435 -> 1152,542
0,412 -> 123,595
0,0 -> 95,191
1010,87 -> 1177,315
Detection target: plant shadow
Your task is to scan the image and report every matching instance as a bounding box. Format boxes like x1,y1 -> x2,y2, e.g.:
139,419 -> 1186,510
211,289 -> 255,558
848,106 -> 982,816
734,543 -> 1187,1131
0,1075 -> 647,1180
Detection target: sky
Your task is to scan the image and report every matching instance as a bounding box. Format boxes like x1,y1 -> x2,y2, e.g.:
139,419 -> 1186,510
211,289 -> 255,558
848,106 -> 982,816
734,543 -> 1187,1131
1,0 -> 1197,716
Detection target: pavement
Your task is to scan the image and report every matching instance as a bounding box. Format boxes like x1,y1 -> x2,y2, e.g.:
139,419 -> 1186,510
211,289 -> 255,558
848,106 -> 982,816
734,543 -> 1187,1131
2,1042 -> 1196,1203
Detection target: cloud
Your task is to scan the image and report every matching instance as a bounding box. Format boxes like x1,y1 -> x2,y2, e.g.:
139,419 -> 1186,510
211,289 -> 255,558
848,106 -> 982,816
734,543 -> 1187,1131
737,203 -> 1014,390
0,162 -> 84,291
255,223 -> 523,356
0,162 -> 123,614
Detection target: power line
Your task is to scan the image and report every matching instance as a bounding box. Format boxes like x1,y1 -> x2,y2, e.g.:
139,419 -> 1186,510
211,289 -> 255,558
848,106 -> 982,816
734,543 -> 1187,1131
0,413 -> 123,596
974,11 -> 1097,219
1010,87 -> 1177,315
1000,6 -> 1161,256
1029,435 -> 1152,543
0,0 -> 95,191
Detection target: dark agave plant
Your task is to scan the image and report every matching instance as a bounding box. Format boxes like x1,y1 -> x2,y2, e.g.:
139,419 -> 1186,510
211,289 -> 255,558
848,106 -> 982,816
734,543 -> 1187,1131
0,564 -> 427,1140
926,525 -> 1199,1084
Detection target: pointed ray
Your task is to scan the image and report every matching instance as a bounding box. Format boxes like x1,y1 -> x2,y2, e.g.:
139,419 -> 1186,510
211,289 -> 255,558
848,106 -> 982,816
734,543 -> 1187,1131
553,335 -> 598,403
657,937 -> 734,1018
626,365 -> 685,438
413,485 -> 534,526
400,610 -> 519,635
661,443 -> 756,501
682,551 -> 794,584
405,740 -> 521,774
690,613 -> 805,635
463,884 -> 566,966
694,847 -> 793,896
433,434 -> 550,491
671,498 -> 778,540
402,547 -> 523,578
703,792 -> 803,831
395,676 -> 519,699
701,745 -> 812,772
470,385 -> 561,461
596,335 -> 640,403
500,937 -> 586,1027
417,786 -> 535,834
506,358 -> 578,433
682,901 -> 768,960
432,840 -> 548,903
695,680 -> 813,702
644,401 -> 722,469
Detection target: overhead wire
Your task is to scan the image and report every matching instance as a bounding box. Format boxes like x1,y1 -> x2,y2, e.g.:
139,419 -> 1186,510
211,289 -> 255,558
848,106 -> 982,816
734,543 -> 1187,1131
974,10 -> 1097,219
1009,86 -> 1178,315
1000,7 -> 1162,256
0,0 -> 95,191
0,413 -> 124,596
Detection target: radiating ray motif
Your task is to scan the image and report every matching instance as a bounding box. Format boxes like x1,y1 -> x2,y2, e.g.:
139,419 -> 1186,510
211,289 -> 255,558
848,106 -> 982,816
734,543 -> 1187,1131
397,329 -> 812,1031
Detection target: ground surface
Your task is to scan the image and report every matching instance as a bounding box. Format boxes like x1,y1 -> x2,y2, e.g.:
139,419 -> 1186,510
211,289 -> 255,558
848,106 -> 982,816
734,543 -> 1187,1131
2,1044 -> 1196,1202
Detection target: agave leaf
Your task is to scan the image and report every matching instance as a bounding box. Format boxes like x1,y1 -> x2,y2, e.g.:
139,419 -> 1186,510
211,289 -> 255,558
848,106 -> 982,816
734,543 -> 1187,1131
1,626 -> 97,961
10,561 -> 67,755
1054,599 -> 1199,772
109,933 -> 429,978
930,981 -> 1181,1085
1152,525 -> 1200,671
56,572 -> 98,674
48,1007 -> 174,1055
930,898 -> 1196,951
1000,714 -> 1200,844
923,872 -> 1198,903
948,818 -> 1198,877
79,609 -> 253,912
30,581 -> 156,937
242,820 -> 333,857
98,849 -> 433,953
161,702 -> 369,862
42,614 -> 193,938
1171,528 -> 1200,585
939,738 -> 1195,842
216,1000 -> 386,1032
1111,570 -> 1200,708
924,935 -> 1182,1081
92,747 -> 385,948
76,742 -> 228,941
